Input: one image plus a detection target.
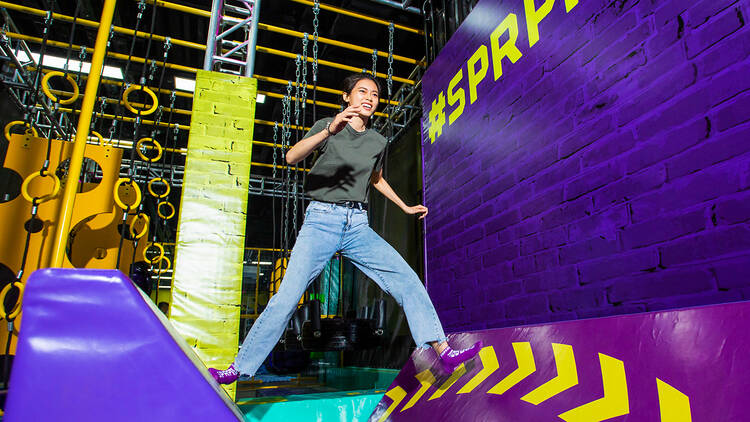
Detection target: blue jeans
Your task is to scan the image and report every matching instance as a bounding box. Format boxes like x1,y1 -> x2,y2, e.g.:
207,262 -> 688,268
234,201 -> 446,376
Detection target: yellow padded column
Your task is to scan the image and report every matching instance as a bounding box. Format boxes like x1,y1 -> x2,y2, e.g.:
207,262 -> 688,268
171,70 -> 256,398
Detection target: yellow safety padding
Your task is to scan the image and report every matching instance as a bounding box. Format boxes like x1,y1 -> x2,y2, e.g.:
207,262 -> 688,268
123,84 -> 158,115
113,178 -> 142,210
129,212 -> 150,239
143,242 -> 165,264
157,201 -> 175,220
147,177 -> 170,198
0,282 -> 24,320
41,71 -> 79,105
136,137 -> 163,162
21,170 -> 61,203
4,120 -> 38,142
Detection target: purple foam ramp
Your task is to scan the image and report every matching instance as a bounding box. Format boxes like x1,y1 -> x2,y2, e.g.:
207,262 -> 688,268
369,301 -> 750,421
5,268 -> 244,422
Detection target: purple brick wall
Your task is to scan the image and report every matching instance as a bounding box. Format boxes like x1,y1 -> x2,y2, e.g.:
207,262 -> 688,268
421,0 -> 750,332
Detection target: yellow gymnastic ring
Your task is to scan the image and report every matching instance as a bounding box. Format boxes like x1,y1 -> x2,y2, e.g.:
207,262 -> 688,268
147,177 -> 170,198
0,282 -> 24,320
21,170 -> 61,203
143,242 -> 165,265
157,201 -> 175,220
4,121 -> 38,142
129,212 -> 150,240
41,71 -> 79,105
123,84 -> 158,116
88,130 -> 108,146
113,178 -> 142,210
153,256 -> 171,275
136,137 -> 163,162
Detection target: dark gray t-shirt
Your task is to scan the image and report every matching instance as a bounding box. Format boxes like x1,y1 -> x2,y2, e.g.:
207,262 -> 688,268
302,118 -> 387,203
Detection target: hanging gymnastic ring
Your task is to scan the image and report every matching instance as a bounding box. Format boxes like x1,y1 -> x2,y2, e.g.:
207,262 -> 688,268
136,138 -> 163,162
113,178 -> 142,210
147,177 -> 170,198
41,71 -> 80,105
4,121 -> 38,142
143,242 -> 165,265
0,282 -> 24,320
88,130 -> 105,146
129,212 -> 150,240
153,256 -> 171,275
123,84 -> 158,116
21,170 -> 61,203
157,201 -> 175,220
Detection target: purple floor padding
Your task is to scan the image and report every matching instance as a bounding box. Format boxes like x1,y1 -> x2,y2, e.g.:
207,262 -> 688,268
4,269 -> 244,421
369,301 -> 750,421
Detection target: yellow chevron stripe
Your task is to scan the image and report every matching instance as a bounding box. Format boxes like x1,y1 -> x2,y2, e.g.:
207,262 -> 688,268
487,342 -> 536,395
401,369 -> 437,411
521,343 -> 578,405
378,386 -> 407,422
558,353 -> 629,421
458,346 -> 500,394
656,378 -> 692,422
429,363 -> 467,400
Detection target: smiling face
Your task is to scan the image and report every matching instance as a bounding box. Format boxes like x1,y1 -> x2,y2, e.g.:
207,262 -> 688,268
343,78 -> 380,118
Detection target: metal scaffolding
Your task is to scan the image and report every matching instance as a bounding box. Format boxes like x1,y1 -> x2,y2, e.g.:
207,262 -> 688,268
204,0 -> 261,76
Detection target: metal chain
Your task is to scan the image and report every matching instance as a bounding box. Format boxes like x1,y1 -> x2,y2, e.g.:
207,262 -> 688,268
281,84 -> 292,254
294,55 -> 301,127
26,11 -> 53,132
284,83 -> 293,146
301,34 -> 308,109
292,171 -> 298,233
312,1 -> 320,83
371,49 -> 378,77
76,45 -> 86,74
92,95 -> 106,129
388,22 -> 394,96
292,53 -> 302,236
272,122 -> 279,180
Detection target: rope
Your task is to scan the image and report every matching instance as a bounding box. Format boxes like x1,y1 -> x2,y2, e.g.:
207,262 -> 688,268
115,0 -> 155,269
60,0 -> 82,142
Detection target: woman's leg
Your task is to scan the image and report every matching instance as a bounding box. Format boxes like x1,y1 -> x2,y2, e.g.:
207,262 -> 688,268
228,205 -> 344,378
340,211 -> 446,350
340,209 -> 481,372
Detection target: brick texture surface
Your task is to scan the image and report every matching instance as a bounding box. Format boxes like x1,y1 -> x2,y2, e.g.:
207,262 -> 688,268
421,0 -> 750,331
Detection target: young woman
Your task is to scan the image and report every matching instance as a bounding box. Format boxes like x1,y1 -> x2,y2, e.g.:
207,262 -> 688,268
209,73 -> 481,384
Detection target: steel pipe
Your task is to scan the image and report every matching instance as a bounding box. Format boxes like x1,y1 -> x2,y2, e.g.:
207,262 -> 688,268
367,0 -> 421,14
50,0 -> 118,267
288,0 -> 423,34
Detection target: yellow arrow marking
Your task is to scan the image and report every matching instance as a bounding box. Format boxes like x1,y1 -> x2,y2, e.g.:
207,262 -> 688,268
487,342 -> 536,395
656,378 -> 692,422
457,346 -> 500,394
521,343 -> 578,405
377,386 -> 407,422
428,363 -> 467,400
558,353 -> 629,421
400,369 -> 437,411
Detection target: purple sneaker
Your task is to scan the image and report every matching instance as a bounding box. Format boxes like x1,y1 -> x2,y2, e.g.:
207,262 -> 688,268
208,363 -> 240,384
439,341 -> 483,373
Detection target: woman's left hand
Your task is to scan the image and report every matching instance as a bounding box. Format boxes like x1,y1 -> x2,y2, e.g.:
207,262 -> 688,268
404,205 -> 428,219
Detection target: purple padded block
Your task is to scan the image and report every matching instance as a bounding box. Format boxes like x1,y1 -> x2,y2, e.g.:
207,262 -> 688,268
369,301 -> 750,421
5,268 -> 243,421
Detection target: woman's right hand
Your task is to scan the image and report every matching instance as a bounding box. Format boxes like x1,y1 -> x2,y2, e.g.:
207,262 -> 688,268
329,105 -> 362,135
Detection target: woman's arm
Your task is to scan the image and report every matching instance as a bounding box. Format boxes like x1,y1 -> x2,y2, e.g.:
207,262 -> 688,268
285,128 -> 328,165
286,105 -> 363,165
371,169 -> 428,219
